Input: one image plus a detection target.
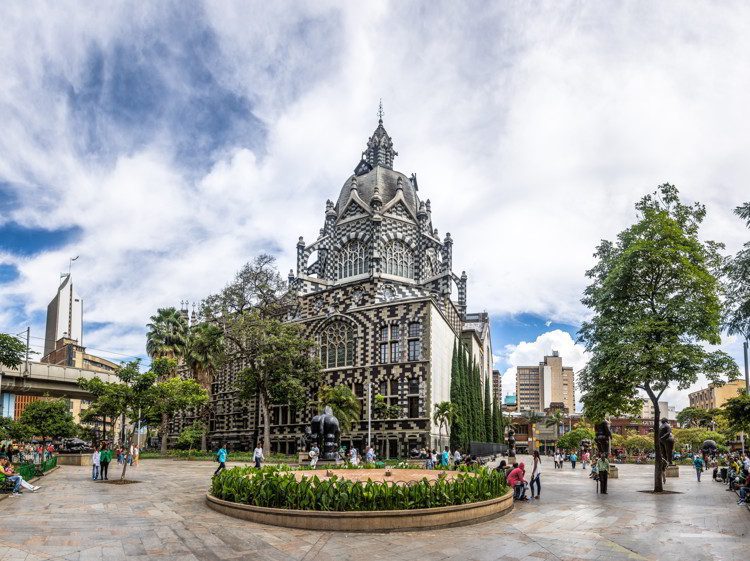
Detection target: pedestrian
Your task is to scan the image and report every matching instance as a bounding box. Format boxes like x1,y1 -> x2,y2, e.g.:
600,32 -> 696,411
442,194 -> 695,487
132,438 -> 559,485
570,451 -> 578,469
530,450 -> 542,499
349,447 -> 359,466
91,447 -> 101,480
596,453 -> 610,494
554,451 -> 561,469
213,443 -> 227,476
453,448 -> 462,467
440,446 -> 450,467
366,446 -> 375,463
507,462 -> 529,501
253,442 -> 264,469
582,450 -> 590,470
1,457 -> 40,496
133,445 -> 140,467
693,454 -> 705,482
309,444 -> 320,468
116,447 -> 123,464
425,450 -> 434,470
99,443 -> 112,480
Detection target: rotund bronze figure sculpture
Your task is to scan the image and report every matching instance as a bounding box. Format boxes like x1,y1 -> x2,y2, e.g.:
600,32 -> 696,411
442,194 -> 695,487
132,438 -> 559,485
659,418 -> 675,466
306,406 -> 341,461
594,420 -> 611,456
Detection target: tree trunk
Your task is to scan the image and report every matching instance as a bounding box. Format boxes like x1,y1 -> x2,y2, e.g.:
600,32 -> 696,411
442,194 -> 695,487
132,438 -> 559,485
260,392 -> 271,454
120,427 -> 135,480
160,412 -> 169,455
201,431 -> 207,452
652,403 -> 663,492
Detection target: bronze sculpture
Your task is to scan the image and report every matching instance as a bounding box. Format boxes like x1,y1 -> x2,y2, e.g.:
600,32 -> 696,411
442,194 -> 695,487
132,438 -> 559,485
659,418 -> 675,466
507,427 -> 516,457
594,420 -> 611,456
306,406 -> 341,461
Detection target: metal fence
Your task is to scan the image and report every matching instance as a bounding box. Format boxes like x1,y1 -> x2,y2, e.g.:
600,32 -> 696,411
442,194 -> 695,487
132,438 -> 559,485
17,456 -> 57,481
468,442 -> 507,456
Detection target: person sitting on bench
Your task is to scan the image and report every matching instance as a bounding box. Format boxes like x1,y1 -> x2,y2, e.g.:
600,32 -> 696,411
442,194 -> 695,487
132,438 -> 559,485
0,457 -> 39,496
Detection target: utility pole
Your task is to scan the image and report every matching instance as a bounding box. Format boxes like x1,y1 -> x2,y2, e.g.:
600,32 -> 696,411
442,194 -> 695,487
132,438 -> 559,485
24,327 -> 30,376
743,339 -> 749,394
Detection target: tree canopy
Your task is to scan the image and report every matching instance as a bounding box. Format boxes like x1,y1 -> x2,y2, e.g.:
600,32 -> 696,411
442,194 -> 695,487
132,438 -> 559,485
724,202 -> 750,340
555,427 -> 595,451
0,333 -> 26,370
578,184 -> 738,491
19,398 -> 78,438
317,384 -> 361,435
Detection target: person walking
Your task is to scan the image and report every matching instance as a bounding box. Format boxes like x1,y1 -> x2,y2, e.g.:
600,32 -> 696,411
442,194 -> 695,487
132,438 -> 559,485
693,454 -> 705,482
440,446 -> 450,468
582,451 -> 590,470
596,453 -> 610,494
453,448 -> 462,467
91,447 -> 101,481
133,445 -> 140,467
99,444 -> 112,480
366,446 -> 375,463
253,442 -> 265,469
213,444 -> 227,476
570,451 -> 578,469
309,444 -> 320,468
554,451 -> 561,469
530,450 -> 542,499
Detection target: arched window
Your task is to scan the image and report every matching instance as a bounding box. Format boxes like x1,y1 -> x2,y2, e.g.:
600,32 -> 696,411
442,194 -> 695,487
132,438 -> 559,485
337,240 -> 368,279
383,239 -> 414,279
320,322 -> 355,368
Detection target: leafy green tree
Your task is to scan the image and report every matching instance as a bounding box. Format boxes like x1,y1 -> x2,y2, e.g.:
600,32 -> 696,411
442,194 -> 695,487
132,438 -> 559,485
317,384 -> 361,444
176,421 -> 206,453
624,435 -> 655,455
545,410 -> 565,442
202,255 -> 319,452
555,427 -> 595,451
185,322 -> 224,450
724,202 -> 750,364
146,307 -> 189,360
0,416 -> 32,441
460,348 -> 471,446
0,333 -> 26,370
524,411 -> 544,452
722,392 -> 750,435
433,401 -> 456,450
484,374 -> 493,442
676,406 -> 719,428
578,184 -> 739,491
491,400 -> 503,443
151,368 -> 209,454
672,428 -> 725,452
449,342 -> 464,450
19,398 -> 78,438
373,393 -> 402,456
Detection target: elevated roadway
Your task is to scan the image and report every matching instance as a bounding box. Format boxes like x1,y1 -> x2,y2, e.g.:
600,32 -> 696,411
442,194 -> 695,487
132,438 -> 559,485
0,361 -> 119,400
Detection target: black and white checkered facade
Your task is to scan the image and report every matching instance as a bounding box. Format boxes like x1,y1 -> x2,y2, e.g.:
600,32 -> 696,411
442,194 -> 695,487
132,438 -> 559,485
200,116 -> 492,457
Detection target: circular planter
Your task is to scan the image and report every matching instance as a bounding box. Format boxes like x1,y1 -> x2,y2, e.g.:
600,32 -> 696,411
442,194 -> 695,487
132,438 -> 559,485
205,489 -> 513,532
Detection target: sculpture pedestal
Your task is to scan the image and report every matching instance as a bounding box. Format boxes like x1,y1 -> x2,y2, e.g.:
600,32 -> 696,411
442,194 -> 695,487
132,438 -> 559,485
665,465 -> 679,478
507,456 -> 516,465
608,465 -> 619,479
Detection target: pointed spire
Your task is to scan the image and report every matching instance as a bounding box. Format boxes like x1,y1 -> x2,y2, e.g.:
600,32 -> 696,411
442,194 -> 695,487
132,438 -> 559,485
377,98 -> 384,124
363,101 -> 397,169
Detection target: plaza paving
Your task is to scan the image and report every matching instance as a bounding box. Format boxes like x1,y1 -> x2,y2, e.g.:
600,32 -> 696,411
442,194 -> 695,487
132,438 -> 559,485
0,457 -> 746,561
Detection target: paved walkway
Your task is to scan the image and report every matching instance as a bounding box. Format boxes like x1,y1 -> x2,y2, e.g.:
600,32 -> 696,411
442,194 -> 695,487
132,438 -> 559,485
0,457 -> 745,561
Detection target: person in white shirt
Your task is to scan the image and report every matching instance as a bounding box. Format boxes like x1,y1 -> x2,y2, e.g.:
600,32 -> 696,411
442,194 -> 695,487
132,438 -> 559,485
454,449 -> 462,466
349,448 -> 359,466
92,448 -> 101,481
253,443 -> 265,468
365,447 -> 375,463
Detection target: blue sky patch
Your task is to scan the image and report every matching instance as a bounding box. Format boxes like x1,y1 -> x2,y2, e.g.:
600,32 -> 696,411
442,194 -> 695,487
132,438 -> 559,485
0,222 -> 82,256
491,313 -> 580,366
0,264 -> 19,283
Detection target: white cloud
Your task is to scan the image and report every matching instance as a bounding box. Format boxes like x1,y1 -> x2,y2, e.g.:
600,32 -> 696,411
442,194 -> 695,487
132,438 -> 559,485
0,2 -> 748,380
499,330 -> 589,410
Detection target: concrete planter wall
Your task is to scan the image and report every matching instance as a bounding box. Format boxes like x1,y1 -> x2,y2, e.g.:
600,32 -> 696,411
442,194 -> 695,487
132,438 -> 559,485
206,489 -> 513,532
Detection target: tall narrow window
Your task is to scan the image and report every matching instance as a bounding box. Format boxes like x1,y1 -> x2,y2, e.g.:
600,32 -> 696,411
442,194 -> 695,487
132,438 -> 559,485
337,240 -> 368,279
407,321 -> 422,361
383,239 -> 414,279
320,321 -> 354,368
379,322 -> 402,363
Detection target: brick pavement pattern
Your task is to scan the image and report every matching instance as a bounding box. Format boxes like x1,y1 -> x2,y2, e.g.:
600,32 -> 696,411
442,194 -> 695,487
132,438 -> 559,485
0,458 -> 745,561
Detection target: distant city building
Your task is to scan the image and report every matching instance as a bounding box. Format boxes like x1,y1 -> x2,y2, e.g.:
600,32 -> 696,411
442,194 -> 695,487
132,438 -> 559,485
491,369 -> 502,405
515,351 -> 575,414
608,399 -> 677,436
42,337 -> 118,373
688,380 -> 746,410
43,273 -> 82,357
640,398 -> 676,421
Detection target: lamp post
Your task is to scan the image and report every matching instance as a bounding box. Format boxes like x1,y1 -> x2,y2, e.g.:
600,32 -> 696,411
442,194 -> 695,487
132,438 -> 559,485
367,381 -> 372,449
743,339 -> 749,394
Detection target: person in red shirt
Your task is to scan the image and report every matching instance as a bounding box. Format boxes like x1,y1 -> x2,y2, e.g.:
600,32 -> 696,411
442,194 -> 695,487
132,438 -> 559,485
507,462 -> 529,501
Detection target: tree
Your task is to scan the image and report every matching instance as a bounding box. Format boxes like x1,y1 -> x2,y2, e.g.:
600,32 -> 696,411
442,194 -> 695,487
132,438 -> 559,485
578,184 -> 739,491
449,342 -> 464,450
672,428 -> 725,452
146,307 -> 189,360
317,384 -> 361,444
19,399 -> 78,438
676,407 -> 719,428
524,411 -> 544,452
491,398 -> 502,443
624,435 -> 655,455
483,374 -> 493,442
151,368 -> 209,453
545,410 -> 565,442
176,421 -> 206,454
185,322 -> 224,450
433,401 -> 456,450
0,333 -> 26,370
0,416 -> 32,441
374,393 -> 402,456
202,255 -> 319,452
722,392 -> 750,435
724,202 -> 750,361
556,427 -> 595,451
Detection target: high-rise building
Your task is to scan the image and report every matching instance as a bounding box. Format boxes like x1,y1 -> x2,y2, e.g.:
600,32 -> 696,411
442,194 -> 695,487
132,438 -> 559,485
201,111 -> 495,457
515,351 -> 575,413
43,273 -> 82,356
688,380 -> 746,410
492,369 -> 502,405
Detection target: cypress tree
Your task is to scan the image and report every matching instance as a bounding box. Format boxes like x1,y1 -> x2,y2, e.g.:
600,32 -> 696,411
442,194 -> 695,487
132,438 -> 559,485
449,341 -> 462,451
459,345 -> 472,448
484,373 -> 493,442
492,399 -> 501,443
474,362 -> 485,442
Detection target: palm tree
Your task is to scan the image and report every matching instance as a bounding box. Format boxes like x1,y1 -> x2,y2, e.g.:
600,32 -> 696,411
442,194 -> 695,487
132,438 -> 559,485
146,307 -> 189,361
433,401 -> 457,450
185,322 -> 224,450
146,307 -> 189,454
525,411 -> 544,453
317,385 -> 361,447
545,410 -> 565,447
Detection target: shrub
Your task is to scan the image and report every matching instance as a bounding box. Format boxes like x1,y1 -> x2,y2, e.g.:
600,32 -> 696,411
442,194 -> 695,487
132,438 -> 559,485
210,465 -> 509,511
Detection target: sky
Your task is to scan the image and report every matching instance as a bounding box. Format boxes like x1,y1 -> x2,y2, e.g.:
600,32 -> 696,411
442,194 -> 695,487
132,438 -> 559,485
1,1 -> 749,411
